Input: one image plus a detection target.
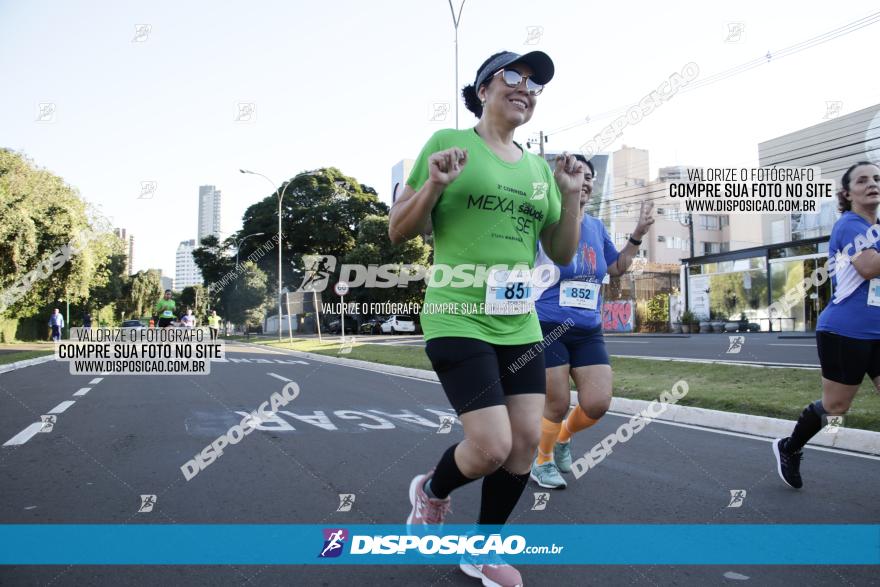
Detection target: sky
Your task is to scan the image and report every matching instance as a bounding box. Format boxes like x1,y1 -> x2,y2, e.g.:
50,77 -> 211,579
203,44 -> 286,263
1,0 -> 877,278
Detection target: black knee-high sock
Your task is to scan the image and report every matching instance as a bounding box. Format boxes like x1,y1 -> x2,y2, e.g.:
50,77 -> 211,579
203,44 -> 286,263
426,443 -> 477,499
785,400 -> 827,453
477,468 -> 530,525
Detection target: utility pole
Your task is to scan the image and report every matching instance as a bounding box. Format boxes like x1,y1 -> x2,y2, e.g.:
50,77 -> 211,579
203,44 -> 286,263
527,131 -> 548,159
448,0 -> 466,129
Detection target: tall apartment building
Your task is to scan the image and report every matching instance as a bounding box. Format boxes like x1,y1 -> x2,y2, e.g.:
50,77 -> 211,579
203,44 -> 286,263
198,185 -> 222,245
390,159 -> 415,205
175,239 -> 202,290
113,228 -> 135,275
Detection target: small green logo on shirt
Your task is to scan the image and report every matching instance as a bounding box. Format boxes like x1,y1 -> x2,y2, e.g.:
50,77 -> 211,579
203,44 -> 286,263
531,182 -> 548,201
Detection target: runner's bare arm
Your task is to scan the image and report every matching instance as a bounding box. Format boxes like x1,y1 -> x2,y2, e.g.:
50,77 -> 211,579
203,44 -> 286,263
852,248 -> 880,279
540,153 -> 585,265
608,200 -> 654,276
388,148 -> 467,244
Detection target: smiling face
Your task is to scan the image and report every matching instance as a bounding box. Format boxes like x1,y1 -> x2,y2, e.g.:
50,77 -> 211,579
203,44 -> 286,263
579,166 -> 595,208
845,164 -> 880,213
478,64 -> 536,127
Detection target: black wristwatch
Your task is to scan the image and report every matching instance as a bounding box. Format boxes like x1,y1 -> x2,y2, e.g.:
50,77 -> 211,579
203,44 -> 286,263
628,235 -> 643,246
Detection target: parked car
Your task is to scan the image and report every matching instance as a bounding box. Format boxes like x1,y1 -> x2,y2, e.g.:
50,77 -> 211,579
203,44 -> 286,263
121,320 -> 145,329
380,315 -> 416,335
359,318 -> 384,335
327,316 -> 358,334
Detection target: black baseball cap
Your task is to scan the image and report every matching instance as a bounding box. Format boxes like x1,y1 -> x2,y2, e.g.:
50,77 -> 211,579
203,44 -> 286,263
474,51 -> 555,90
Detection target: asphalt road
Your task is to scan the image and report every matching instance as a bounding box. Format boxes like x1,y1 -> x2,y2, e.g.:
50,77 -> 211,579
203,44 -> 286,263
1,342 -> 876,586
316,331 -> 822,368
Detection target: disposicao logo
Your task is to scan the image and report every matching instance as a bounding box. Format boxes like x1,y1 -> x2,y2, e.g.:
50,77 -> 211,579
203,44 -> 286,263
319,528 -> 348,558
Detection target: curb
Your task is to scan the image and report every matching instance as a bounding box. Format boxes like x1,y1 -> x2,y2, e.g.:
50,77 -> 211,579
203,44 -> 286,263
0,354 -> 55,375
229,340 -> 879,455
606,397 -> 879,456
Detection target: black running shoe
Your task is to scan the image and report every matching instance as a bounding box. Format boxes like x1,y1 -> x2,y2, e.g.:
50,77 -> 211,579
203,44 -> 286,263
772,438 -> 803,489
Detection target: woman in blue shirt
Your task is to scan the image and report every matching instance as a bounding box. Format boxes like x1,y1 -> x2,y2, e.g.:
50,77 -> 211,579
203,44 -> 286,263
531,154 -> 655,488
773,161 -> 880,489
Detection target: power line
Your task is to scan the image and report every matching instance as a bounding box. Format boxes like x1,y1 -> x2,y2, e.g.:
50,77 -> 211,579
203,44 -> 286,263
543,11 -> 880,138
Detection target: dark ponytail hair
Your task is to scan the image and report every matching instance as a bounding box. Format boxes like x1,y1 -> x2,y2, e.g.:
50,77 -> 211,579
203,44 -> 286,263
837,160 -> 878,212
461,51 -> 508,118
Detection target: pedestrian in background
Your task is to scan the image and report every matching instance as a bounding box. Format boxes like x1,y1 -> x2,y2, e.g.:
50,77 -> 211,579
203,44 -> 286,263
48,308 -> 64,342
207,310 -> 221,341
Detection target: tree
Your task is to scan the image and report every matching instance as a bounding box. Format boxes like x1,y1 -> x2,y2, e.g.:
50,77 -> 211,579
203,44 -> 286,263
238,168 -> 388,293
342,215 -> 431,309
223,262 -> 269,328
122,270 -> 163,319
180,285 -> 208,320
0,149 -> 111,318
192,235 -> 234,291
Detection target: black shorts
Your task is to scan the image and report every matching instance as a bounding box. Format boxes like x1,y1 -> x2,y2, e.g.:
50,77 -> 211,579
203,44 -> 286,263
158,318 -> 174,328
425,337 -> 545,415
816,331 -> 880,386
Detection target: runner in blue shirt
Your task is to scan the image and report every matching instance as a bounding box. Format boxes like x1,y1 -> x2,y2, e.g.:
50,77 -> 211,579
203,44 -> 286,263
531,154 -> 655,488
774,161 -> 880,489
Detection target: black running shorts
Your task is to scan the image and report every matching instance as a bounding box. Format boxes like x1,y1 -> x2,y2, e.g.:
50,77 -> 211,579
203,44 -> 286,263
425,337 -> 546,415
816,331 -> 880,386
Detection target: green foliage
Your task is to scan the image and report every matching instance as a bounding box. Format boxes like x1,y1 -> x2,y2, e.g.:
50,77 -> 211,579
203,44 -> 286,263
339,215 -> 431,309
238,168 -> 388,292
122,270 -> 163,319
224,262 -> 269,327
645,292 -> 669,323
0,149 -> 111,317
179,285 -> 209,320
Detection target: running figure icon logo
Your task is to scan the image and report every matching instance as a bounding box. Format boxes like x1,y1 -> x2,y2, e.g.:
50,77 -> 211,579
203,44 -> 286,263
726,336 -> 745,354
530,182 -> 548,201
297,255 -> 337,293
436,416 -> 454,434
524,25 -> 544,45
824,101 -> 843,120
531,492 -> 550,511
138,495 -> 157,513
39,415 -> 56,433
724,22 -> 745,43
824,416 -> 844,434
337,494 -> 355,512
319,529 -> 348,558
727,490 -> 746,508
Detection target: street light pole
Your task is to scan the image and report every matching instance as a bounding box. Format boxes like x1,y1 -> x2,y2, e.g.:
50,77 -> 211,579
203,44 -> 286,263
240,169 -> 296,341
448,0 -> 466,130
234,232 -> 266,268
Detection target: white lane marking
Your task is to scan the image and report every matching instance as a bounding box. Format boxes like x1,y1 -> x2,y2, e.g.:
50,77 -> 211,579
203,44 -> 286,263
73,387 -> 91,397
610,354 -> 819,369
268,372 -> 293,382
3,423 -> 44,446
48,401 -> 75,414
768,343 -> 815,347
602,410 -> 880,461
89,377 -> 103,384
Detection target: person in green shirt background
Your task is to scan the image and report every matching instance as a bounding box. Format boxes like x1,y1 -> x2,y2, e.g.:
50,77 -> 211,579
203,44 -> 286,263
153,290 -> 176,328
207,309 -> 221,340
389,49 -> 584,586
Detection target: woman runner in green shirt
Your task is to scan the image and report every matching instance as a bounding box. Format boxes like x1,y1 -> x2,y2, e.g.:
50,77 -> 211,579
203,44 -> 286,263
389,50 -> 584,587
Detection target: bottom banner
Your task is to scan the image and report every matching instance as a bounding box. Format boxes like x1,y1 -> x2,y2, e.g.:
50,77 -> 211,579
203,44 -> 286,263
0,524 -> 877,565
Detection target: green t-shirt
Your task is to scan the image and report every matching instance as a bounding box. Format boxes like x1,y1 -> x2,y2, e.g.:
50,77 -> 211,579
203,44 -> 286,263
154,299 -> 176,319
208,315 -> 221,328
406,128 -> 562,345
